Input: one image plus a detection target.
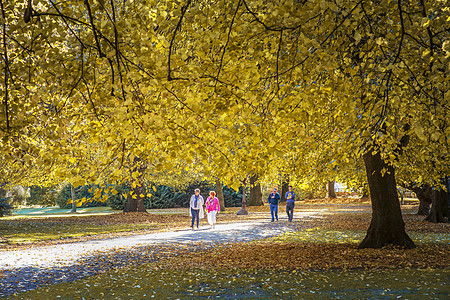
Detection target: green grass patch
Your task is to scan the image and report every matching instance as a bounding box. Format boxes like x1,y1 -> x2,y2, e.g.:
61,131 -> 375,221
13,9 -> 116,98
12,264 -> 449,299
0,221 -> 156,244
11,206 -> 117,217
272,229 -> 450,245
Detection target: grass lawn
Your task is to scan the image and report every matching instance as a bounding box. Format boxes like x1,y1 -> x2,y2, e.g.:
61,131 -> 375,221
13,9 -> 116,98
0,221 -> 157,244
11,206 -> 117,216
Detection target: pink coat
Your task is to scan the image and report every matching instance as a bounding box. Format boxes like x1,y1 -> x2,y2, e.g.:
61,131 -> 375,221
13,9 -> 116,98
205,197 -> 220,213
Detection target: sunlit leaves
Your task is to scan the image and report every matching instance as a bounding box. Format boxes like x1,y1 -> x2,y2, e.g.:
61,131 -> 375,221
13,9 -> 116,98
0,0 -> 448,193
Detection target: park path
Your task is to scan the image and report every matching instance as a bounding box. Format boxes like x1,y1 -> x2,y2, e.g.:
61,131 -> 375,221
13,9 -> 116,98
0,209 -> 326,297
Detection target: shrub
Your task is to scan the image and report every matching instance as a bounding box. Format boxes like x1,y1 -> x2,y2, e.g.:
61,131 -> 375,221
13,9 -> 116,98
27,186 -> 58,206
0,197 -> 13,217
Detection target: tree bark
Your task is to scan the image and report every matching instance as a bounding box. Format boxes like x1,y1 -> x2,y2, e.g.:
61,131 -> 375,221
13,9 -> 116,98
215,178 -> 225,211
446,176 -> 450,220
70,184 -> 77,213
328,180 -> 337,198
425,182 -> 447,223
281,177 -> 289,203
411,186 -> 432,215
124,157 -> 147,213
358,150 -> 415,249
237,180 -> 248,215
248,175 -> 263,206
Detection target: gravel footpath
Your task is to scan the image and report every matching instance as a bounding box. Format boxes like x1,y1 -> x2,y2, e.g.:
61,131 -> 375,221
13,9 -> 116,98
0,210 -> 324,297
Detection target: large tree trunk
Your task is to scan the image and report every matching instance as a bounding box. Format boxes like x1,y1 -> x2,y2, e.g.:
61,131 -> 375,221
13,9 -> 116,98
237,180 -> 248,215
411,186 -> 432,215
216,178 -> 225,212
124,157 -> 147,213
70,184 -> 77,213
328,180 -> 337,198
358,150 -> 415,249
248,175 -> 263,206
425,181 -> 447,223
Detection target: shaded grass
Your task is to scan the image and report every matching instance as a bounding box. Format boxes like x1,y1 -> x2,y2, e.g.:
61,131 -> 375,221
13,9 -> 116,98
11,263 -> 449,299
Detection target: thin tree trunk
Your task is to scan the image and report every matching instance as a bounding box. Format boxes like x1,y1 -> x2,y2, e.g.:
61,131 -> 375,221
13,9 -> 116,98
124,156 -> 147,213
358,150 -> 415,249
70,184 -> 77,213
216,178 -> 225,211
328,180 -> 337,198
248,175 -> 263,206
398,186 -> 404,205
237,180 -> 248,215
281,177 -> 289,203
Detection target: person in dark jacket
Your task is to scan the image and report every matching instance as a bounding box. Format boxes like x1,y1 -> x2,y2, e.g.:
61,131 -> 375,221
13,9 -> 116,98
268,188 -> 281,222
285,186 -> 295,222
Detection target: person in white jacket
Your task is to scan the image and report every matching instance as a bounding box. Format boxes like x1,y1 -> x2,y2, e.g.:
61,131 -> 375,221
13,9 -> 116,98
190,188 -> 204,230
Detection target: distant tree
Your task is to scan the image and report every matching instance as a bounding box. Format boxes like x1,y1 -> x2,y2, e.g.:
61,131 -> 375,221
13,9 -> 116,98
248,175 -> 263,206
328,181 -> 337,199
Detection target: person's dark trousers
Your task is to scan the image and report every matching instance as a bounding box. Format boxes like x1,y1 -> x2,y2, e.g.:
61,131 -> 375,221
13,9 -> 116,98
286,202 -> 295,222
270,203 -> 278,221
191,208 -> 199,227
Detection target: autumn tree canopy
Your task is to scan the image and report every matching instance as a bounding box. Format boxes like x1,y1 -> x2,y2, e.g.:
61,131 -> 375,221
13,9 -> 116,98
0,0 -> 448,247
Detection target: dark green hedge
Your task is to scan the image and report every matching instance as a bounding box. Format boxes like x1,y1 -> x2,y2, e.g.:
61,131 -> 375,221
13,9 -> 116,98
27,186 -> 58,206
107,181 -> 244,210
53,181 -> 243,210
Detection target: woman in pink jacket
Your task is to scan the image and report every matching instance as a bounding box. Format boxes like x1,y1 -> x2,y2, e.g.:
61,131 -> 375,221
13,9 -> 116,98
205,191 -> 220,229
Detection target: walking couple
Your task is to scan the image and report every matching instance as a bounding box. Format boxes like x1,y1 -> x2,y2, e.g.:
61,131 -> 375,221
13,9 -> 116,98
268,186 -> 296,222
189,189 -> 220,230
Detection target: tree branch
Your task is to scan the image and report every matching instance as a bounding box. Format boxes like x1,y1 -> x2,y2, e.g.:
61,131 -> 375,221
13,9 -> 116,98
168,0 -> 191,81
215,0 -> 241,89
0,0 -> 9,132
84,0 -> 105,58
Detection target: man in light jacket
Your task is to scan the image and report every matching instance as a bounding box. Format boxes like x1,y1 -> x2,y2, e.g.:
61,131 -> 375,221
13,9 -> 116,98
190,188 -> 204,230
285,186 -> 295,222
